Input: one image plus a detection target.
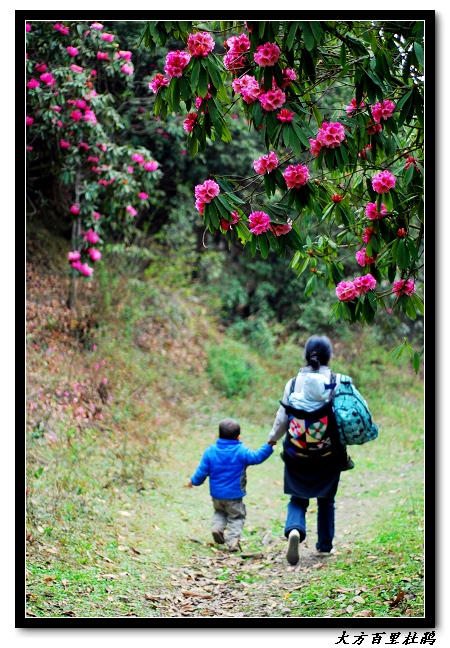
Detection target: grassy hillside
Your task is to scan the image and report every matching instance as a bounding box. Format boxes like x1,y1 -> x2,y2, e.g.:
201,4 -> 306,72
25,226 -> 424,619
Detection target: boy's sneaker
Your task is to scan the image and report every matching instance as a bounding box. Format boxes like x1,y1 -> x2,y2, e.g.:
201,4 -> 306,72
341,454 -> 355,471
212,529 -> 225,544
286,529 -> 300,565
228,539 -> 241,552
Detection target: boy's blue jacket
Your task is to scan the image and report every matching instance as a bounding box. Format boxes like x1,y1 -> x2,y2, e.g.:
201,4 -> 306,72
190,438 -> 273,499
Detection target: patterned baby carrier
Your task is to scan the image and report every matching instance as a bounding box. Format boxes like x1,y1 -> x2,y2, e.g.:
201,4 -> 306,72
280,371 -> 342,459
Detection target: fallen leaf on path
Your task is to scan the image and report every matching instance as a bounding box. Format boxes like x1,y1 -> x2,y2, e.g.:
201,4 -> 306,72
96,552 -> 116,563
346,605 -> 355,613
353,610 -> 374,617
181,590 -> 213,599
98,573 -> 118,580
389,590 -> 406,607
130,547 -> 140,555
189,538 -> 204,544
352,596 -> 365,604
119,511 -> 131,517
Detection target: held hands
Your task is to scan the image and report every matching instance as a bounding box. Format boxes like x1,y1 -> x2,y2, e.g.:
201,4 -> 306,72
268,440 -> 277,447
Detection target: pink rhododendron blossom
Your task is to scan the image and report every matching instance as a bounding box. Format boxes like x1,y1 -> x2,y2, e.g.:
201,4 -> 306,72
68,250 -> 81,262
91,22 -> 103,30
72,260 -> 82,270
397,228 -> 408,238
224,33 -> 251,54
280,67 -> 297,88
97,52 -> 109,60
195,199 -> 205,215
335,280 -> 359,301
35,62 -> 47,73
144,161 -> 159,171
132,153 -> 145,164
253,151 -> 278,175
371,99 -> 395,123
70,65 -> 83,73
331,194 -> 343,203
362,227 -> 375,243
220,211 -> 240,232
149,73 -> 170,93
70,109 -> 83,122
316,121 -> 345,148
118,50 -> 132,61
85,229 -> 99,244
101,33 -> 114,42
60,139 -> 70,148
187,31 -> 215,57
164,50 -> 191,78
195,179 -> 220,204
232,75 -> 261,104
223,52 -> 247,71
27,146 -> 33,151
283,164 -> 310,189
90,70 -> 97,76
365,202 -> 388,220
93,211 -> 101,220
98,179 -> 108,186
79,263 -> 94,277
67,46 -> 79,56
88,156 -> 99,162
26,23 -> 32,32
56,120 -> 63,128
372,170 -> 396,194
254,42 -> 280,67
40,72 -> 56,86
127,166 -> 133,173
346,98 -> 365,115
248,211 -> 271,235
60,26 -> 70,35
26,116 -> 34,126
393,279 -> 416,297
97,143 -> 107,151
84,110 -> 98,124
277,108 -> 294,122
75,100 -> 87,109
126,205 -> 137,217
259,88 -> 286,111
121,64 -> 134,75
353,274 -> 377,295
183,113 -> 198,133
367,120 -> 382,135
52,105 -> 61,112
138,192 -> 148,200
27,79 -> 40,89
355,248 -> 377,266
89,248 -> 102,261
309,138 -> 322,157
271,219 -> 293,236
70,204 -> 80,215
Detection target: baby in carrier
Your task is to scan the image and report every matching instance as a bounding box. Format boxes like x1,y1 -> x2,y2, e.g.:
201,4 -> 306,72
288,373 -> 354,470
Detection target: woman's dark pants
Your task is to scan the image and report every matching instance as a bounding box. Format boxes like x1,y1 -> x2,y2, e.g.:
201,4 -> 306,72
284,496 -> 335,552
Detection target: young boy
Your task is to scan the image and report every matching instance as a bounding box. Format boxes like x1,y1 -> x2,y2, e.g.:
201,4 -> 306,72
187,418 -> 276,552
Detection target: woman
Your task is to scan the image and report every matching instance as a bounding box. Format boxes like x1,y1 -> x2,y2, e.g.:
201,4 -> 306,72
268,335 -> 352,565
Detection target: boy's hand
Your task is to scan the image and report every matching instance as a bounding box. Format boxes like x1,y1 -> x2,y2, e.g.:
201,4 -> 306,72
268,440 -> 277,447
185,480 -> 193,488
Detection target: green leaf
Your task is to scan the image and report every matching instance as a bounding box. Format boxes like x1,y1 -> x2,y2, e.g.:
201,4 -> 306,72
340,42 -> 346,67
396,239 -> 410,270
411,292 -> 424,316
405,296 -> 417,320
301,21 -> 315,51
309,21 -> 323,44
286,22 -> 299,51
235,221 -> 250,244
397,92 -> 413,128
414,41 -> 424,68
250,234 -> 258,257
312,105 -> 322,128
404,163 -> 414,187
258,233 -> 270,259
178,76 -> 190,102
190,59 -> 201,93
206,58 -> 223,89
198,65 -> 209,98
291,120 -> 311,148
413,351 -> 420,373
289,129 -> 302,156
282,124 -> 291,148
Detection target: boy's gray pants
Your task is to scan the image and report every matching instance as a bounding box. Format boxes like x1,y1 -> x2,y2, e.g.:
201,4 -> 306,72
211,498 -> 246,547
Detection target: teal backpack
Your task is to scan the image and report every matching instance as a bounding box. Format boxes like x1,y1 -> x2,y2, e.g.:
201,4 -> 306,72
332,373 -> 379,446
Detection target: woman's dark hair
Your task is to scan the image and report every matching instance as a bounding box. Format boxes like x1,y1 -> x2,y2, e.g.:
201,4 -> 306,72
219,418 -> 241,440
304,335 -> 332,370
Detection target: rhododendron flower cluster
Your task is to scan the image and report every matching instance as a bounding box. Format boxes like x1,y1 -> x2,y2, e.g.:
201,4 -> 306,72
91,22 -> 103,30
281,68 -> 297,88
371,99 -> 395,123
121,64 -> 134,75
132,153 -> 145,164
259,88 -> 286,111
27,79 -> 40,89
89,249 -> 102,261
70,109 -> 83,122
355,248 -> 377,266
367,120 -> 382,135
316,121 -> 345,148
346,98 -> 365,115
283,164 -> 310,189
365,202 -> 388,220
84,229 -> 99,244
35,62 -> 47,73
195,179 -> 220,207
271,219 -> 293,236
277,108 -> 294,122
68,250 -> 81,262
393,279 -> 416,297
372,170 -> 396,194
331,194 -> 343,203
187,31 -> 215,57
149,73 -> 170,94
60,139 -> 70,148
232,75 -> 261,104
26,116 -> 34,126
397,228 -> 408,238
164,50 -> 191,78
138,192 -> 148,200
70,65 -> 83,73
254,42 -> 280,67
26,23 -> 32,32
118,50 -> 132,61
309,138 -> 322,157
126,205 -> 137,217
40,72 -> 56,86
223,33 -> 250,70
101,33 -> 114,42
70,204 -> 80,215
144,161 -> 158,171
79,263 -> 94,277
248,211 -> 271,235
97,52 -> 109,60
183,112 -> 198,133
336,274 -> 377,300
362,227 -> 375,243
67,46 -> 79,57
253,151 -> 278,175
221,211 -> 240,232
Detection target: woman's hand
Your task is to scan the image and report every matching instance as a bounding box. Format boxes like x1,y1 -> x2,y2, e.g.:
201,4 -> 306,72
268,440 -> 277,447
